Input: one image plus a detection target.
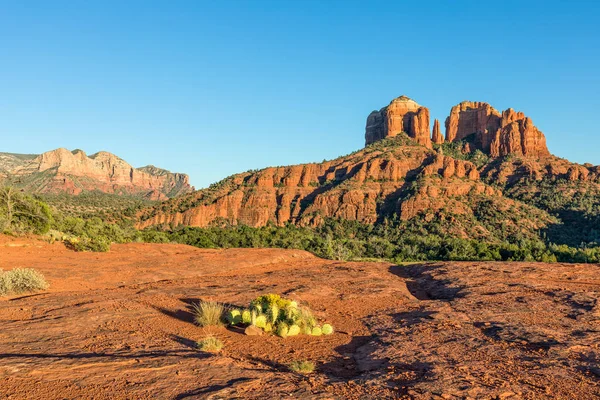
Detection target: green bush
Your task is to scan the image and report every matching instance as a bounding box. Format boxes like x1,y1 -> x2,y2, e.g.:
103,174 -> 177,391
65,236 -> 111,252
0,187 -> 53,235
0,268 -> 49,296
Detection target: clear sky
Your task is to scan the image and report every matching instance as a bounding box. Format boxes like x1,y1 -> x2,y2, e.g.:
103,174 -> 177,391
1,1 -> 599,188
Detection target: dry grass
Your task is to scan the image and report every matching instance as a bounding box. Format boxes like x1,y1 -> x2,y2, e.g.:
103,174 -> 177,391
191,300 -> 224,327
289,360 -> 315,374
197,336 -> 223,352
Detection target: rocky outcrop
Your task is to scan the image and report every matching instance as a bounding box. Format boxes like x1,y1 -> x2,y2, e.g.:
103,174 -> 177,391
6,148 -> 192,199
366,96 -> 431,148
489,109 -> 550,157
431,119 -> 444,144
444,101 -> 550,157
136,138 -> 520,229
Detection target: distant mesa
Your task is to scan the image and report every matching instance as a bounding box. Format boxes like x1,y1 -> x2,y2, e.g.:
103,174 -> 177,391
0,148 -> 193,200
365,95 -> 550,157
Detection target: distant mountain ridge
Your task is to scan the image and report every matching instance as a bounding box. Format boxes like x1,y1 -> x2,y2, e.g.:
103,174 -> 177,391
0,148 -> 193,200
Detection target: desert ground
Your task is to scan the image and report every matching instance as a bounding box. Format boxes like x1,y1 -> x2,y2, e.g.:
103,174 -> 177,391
1,235 -> 599,399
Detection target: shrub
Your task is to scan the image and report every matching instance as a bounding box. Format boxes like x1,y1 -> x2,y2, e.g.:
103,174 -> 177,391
289,360 -> 315,374
0,187 -> 53,235
0,268 -> 49,296
65,236 -> 111,252
191,301 -> 224,327
197,336 -> 223,352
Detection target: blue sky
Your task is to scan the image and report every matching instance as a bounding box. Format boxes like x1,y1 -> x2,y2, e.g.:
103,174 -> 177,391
1,1 -> 599,188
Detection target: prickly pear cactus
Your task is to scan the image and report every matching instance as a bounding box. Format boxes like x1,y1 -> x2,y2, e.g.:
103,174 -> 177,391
269,304 -> 280,324
255,314 -> 267,329
287,324 -> 301,336
226,309 -> 242,325
241,309 -> 252,324
276,323 -> 289,338
321,324 -> 334,335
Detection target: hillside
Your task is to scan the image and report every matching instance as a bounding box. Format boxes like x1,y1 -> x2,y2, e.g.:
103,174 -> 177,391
137,96 -> 600,248
0,148 -> 193,201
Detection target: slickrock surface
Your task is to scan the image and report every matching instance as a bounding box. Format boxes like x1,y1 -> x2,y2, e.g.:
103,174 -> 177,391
1,235 -> 599,399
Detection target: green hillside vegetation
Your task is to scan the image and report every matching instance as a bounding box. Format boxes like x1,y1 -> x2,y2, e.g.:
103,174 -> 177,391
0,186 -> 140,252
2,183 -> 599,262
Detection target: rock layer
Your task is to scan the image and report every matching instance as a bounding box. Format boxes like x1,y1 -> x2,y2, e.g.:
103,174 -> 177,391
365,96 -> 431,148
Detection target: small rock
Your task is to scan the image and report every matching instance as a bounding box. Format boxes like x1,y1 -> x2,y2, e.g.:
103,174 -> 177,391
244,325 -> 263,336
499,392 -> 515,399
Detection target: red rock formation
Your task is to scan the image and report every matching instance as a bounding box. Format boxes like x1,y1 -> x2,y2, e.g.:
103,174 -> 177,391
489,109 -> 550,157
445,102 -> 550,157
9,148 -> 192,199
431,119 -> 444,144
366,96 -> 431,148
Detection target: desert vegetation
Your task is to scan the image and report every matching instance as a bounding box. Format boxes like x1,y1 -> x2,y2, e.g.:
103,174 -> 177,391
141,216 -> 600,263
192,301 -> 225,327
288,360 -> 316,374
0,186 -> 141,252
196,336 -> 223,353
0,268 -> 49,296
192,294 -> 334,338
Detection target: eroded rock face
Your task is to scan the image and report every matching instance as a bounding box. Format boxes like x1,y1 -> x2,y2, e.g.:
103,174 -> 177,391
489,109 -> 550,157
432,119 -> 444,144
366,96 -> 431,148
8,148 -> 192,199
445,101 -> 550,157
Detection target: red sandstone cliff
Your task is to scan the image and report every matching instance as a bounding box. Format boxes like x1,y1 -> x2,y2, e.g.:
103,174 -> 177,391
445,101 -> 550,157
137,95 -> 595,231
5,148 -> 192,199
431,119 -> 444,144
366,96 -> 432,148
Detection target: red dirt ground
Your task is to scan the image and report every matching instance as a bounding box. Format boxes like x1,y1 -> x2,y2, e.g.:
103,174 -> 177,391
1,235 -> 599,399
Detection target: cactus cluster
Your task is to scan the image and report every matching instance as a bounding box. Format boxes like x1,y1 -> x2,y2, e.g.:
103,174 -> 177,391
226,293 -> 334,338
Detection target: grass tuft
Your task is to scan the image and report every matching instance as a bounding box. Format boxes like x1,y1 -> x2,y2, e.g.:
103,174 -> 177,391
191,300 -> 224,327
0,268 -> 49,296
197,336 -> 223,352
289,360 -> 315,374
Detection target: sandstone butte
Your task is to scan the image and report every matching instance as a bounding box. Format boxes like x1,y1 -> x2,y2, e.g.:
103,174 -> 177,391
137,95 -> 598,229
3,148 -> 192,200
